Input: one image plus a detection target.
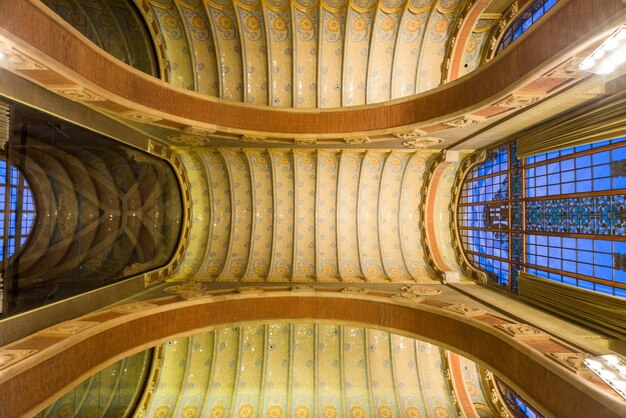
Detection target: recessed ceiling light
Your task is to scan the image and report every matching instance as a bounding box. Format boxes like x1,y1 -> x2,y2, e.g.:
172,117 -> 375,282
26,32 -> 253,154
579,26 -> 626,74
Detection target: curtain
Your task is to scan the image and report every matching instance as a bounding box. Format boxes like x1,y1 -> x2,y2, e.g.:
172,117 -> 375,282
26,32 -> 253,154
516,90 -> 626,158
518,272 -> 626,340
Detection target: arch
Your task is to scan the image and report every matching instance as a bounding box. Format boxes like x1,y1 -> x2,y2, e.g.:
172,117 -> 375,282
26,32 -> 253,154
0,292 -> 623,417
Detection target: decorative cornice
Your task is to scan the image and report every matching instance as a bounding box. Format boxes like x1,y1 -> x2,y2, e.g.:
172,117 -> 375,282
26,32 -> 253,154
400,284 -> 443,296
544,57 -> 587,79
167,134 -> 209,146
183,126 -> 216,136
164,282 -> 212,300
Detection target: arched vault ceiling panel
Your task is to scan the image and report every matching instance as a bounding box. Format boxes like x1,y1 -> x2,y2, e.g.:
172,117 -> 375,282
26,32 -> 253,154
457,17 -> 497,78
291,2 -> 319,107
176,148 -> 434,282
175,0 -> 220,96
145,0 -> 195,89
318,4 -> 347,108
391,3 -> 434,99
342,4 -> 376,106
138,323 -> 494,417
129,0 -> 485,107
366,4 -> 404,104
234,0 -> 268,104
205,0 -> 244,100
416,0 -> 464,93
263,1 -> 293,107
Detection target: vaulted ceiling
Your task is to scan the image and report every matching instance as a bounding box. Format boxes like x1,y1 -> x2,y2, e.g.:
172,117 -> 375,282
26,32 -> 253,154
42,0 -> 516,108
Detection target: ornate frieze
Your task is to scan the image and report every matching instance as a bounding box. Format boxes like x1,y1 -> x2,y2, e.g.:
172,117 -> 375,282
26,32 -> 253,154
495,94 -> 544,109
241,135 -> 266,143
494,323 -> 550,340
393,128 -> 427,140
49,86 -> 106,102
111,301 -> 158,314
343,136 -> 370,145
37,321 -> 99,338
443,115 -> 486,128
238,286 -> 264,293
443,303 -> 486,317
545,352 -> 593,376
118,110 -> 162,123
341,287 -> 369,295
294,138 -> 317,145
402,137 -> 444,149
0,350 -> 37,371
400,284 -> 442,296
164,282 -> 212,300
292,285 -> 315,292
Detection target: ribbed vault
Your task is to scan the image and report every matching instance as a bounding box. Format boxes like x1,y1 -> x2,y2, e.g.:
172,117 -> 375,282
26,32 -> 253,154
124,0 -> 508,107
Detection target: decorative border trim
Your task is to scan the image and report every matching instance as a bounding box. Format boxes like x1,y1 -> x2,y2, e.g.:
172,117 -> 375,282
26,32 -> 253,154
449,149 -> 489,284
420,151 -> 447,281
142,139 -> 192,287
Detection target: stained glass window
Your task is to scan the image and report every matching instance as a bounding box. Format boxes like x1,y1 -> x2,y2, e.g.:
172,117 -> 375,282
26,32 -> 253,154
0,158 -> 35,261
496,0 -> 558,55
457,138 -> 626,297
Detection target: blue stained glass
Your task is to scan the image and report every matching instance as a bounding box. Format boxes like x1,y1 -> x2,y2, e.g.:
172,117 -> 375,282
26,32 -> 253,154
576,156 -> 591,167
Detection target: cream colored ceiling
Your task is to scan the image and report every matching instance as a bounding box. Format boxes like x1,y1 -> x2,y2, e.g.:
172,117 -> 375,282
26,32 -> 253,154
175,148 -> 434,281
134,0 -> 493,107
140,322 -> 497,417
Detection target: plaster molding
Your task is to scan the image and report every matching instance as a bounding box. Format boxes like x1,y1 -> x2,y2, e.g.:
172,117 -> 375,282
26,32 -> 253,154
402,137 -> 444,149
443,303 -> 486,317
294,138 -> 317,145
111,302 -> 158,314
48,86 -> 106,102
37,321 -> 99,338
400,284 -> 443,296
118,110 -> 162,124
343,137 -> 370,145
241,135 -> 266,143
393,129 -> 427,140
495,93 -> 544,109
443,115 -> 486,128
545,352 -> 593,376
494,323 -> 550,340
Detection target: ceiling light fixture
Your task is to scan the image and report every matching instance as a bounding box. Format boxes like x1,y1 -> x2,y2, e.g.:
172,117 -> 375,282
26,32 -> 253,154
584,354 -> 626,400
579,26 -> 626,74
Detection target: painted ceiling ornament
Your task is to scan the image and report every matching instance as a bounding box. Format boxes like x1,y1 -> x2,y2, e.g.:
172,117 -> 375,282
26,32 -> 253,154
494,323 -> 550,340
210,405 -> 226,418
443,303 -> 486,317
37,320 -> 99,338
50,86 -> 106,103
402,137 -> 444,149
241,135 -> 266,143
391,292 -> 425,303
341,287 -> 369,295
323,405 -> 337,418
239,404 -> 254,418
393,128 -> 427,140
238,286 -> 264,293
350,406 -> 367,418
545,57 -> 586,78
167,134 -> 208,146
118,110 -> 163,123
294,406 -> 310,418
0,349 -> 37,371
267,405 -> 283,418
292,284 -> 315,292
400,284 -> 443,296
294,138 -> 317,145
443,115 -> 486,128
344,136 -> 371,144
378,406 -> 394,418
183,126 -> 216,137
545,352 -> 593,376
164,282 -> 212,300
495,93 -> 544,109
405,406 -> 423,418
111,301 -> 158,314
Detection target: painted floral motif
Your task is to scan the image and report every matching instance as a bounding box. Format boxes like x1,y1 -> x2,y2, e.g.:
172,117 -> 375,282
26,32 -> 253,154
268,405 -> 283,417
182,405 -> 199,418
350,406 -> 366,417
239,404 -> 254,417
323,405 -> 337,418
295,406 -> 311,417
406,406 -> 423,417
154,406 -> 170,418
